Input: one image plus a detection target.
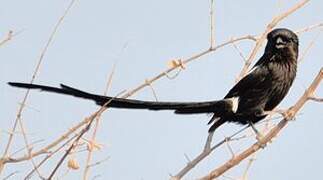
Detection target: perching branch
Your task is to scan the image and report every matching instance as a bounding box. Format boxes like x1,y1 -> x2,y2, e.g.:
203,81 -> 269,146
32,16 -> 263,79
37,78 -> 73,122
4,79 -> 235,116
199,68 -> 322,180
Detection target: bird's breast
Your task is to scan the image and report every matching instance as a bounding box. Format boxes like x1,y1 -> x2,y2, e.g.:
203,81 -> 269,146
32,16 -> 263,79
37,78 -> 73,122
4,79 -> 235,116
264,60 -> 297,110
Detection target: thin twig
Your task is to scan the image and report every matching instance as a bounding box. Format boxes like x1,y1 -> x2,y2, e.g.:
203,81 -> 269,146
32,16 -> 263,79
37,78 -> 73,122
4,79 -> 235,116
299,30 -> 322,62
24,131 -> 82,179
9,139 -> 44,157
210,0 -> 216,48
308,96 -> 323,102
232,40 -> 247,62
2,171 -> 19,180
83,63 -> 118,180
48,89 -> 124,179
241,155 -> 256,180
146,79 -> 159,101
47,119 -> 93,179
295,22 -> 323,34
0,31 -> 13,47
224,136 -> 235,158
87,157 -> 110,168
171,126 -> 249,179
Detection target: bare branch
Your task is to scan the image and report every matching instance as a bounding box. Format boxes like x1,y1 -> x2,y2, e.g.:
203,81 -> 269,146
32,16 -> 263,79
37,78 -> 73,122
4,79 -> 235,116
242,155 -> 256,180
83,62 -> 118,180
3,171 -> 19,180
24,131 -> 81,179
0,31 -> 13,47
299,30 -> 322,62
308,96 -> 323,102
232,40 -> 247,62
210,0 -> 216,48
295,22 -> 323,34
224,136 -> 235,158
171,126 -> 249,179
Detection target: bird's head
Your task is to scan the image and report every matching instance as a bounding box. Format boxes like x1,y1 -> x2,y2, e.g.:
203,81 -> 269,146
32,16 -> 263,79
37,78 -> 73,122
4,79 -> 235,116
265,28 -> 299,60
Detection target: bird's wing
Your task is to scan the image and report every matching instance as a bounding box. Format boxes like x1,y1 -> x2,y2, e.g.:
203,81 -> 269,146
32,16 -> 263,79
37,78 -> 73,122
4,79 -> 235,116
224,64 -> 269,99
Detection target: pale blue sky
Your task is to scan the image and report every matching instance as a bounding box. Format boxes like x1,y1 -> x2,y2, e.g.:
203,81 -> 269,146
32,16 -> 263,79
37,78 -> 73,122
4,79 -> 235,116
1,0 -> 322,179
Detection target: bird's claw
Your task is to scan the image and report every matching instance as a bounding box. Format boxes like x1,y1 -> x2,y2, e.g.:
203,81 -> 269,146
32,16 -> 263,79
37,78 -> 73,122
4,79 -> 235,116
255,133 -> 266,149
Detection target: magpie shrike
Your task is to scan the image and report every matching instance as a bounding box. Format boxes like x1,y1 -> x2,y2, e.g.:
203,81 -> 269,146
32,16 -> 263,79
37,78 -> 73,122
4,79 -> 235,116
8,28 -> 298,133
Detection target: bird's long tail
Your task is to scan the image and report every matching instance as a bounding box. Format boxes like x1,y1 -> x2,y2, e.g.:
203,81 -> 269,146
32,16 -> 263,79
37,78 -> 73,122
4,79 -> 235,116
8,82 -> 233,116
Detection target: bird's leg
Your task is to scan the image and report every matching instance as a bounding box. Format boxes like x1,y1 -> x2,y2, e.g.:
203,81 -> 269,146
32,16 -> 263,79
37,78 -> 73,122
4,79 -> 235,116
248,121 -> 261,138
204,131 -> 214,150
248,121 -> 266,148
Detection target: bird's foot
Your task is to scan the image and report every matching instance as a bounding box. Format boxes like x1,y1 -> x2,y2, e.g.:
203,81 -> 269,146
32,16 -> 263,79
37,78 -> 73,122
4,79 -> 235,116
255,132 -> 266,149
263,109 -> 296,121
262,109 -> 285,117
248,121 -> 266,148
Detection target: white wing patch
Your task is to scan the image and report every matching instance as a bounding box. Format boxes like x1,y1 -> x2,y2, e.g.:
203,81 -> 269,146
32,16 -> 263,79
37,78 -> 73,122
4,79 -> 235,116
228,97 -> 239,113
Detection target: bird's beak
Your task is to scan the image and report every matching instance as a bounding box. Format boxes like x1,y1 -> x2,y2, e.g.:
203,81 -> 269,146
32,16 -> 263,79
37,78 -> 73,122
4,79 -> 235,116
275,37 -> 286,49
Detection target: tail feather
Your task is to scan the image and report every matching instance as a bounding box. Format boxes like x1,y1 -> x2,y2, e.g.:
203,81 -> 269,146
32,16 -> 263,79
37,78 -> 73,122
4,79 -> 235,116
8,82 -> 232,116
174,100 -> 230,114
8,82 -> 231,131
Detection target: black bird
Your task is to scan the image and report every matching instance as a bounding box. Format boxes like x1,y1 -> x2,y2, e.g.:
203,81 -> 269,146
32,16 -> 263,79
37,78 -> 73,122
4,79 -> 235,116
8,28 -> 298,133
